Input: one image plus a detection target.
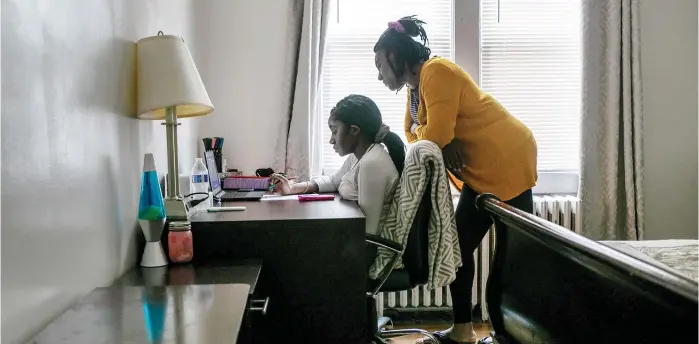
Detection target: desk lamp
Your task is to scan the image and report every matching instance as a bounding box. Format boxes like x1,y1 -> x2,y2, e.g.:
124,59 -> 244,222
137,31 -> 213,220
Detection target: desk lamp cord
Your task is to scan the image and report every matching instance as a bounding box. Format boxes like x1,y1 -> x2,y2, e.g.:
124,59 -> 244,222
184,192 -> 210,208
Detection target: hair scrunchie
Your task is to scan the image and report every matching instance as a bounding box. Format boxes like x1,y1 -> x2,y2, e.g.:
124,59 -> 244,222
387,21 -> 405,33
375,123 -> 391,142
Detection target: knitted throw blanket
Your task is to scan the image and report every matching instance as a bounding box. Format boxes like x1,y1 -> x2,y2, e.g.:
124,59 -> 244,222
369,141 -> 462,290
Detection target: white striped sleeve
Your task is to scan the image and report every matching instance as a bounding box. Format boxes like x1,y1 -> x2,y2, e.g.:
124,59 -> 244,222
312,155 -> 355,193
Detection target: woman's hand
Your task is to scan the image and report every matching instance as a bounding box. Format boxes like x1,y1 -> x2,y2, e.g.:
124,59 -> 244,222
442,138 -> 466,173
270,174 -> 319,195
269,174 -> 293,195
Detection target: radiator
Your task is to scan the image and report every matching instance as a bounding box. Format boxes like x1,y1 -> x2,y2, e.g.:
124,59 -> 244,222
533,195 -> 582,234
376,195 -> 581,321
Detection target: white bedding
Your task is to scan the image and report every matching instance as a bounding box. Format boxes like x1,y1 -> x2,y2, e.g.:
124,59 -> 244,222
602,239 -> 698,283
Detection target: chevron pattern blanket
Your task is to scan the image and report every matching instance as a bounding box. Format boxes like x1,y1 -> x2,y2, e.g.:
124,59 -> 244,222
369,140 -> 463,290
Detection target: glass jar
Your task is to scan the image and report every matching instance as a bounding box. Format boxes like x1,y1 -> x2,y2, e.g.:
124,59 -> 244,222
168,221 -> 193,263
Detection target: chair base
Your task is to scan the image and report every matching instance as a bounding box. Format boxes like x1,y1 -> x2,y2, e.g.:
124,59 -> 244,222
377,316 -> 393,330
369,296 -> 439,343
371,334 -> 391,344
476,331 -> 509,344
477,336 -> 495,344
373,328 -> 439,343
374,325 -> 506,344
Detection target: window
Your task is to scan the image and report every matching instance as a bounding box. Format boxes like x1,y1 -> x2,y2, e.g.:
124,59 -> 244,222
321,0 -> 454,174
321,0 -> 581,194
480,0 -> 582,174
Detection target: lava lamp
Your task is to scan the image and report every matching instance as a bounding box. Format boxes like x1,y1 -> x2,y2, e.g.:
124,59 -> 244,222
138,153 -> 168,267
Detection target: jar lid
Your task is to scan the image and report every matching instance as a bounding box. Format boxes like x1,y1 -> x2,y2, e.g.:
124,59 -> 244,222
169,221 -> 191,231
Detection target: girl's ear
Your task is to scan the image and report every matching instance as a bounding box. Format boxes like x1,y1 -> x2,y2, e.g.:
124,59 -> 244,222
349,124 -> 361,136
387,51 -> 396,64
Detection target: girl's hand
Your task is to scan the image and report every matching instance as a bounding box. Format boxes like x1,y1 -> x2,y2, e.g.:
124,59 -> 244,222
269,174 -> 293,195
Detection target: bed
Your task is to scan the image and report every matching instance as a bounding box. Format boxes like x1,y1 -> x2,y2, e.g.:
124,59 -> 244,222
602,239 -> 698,283
475,194 -> 698,344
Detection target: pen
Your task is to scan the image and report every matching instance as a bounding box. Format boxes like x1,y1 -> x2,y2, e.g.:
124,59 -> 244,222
269,174 -> 297,191
207,206 -> 246,212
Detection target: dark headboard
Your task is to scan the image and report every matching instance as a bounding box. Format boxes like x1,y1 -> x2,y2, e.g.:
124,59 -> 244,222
476,194 -> 698,344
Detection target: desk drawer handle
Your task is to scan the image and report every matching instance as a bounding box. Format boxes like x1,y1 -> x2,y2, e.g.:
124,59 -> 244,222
250,297 -> 269,315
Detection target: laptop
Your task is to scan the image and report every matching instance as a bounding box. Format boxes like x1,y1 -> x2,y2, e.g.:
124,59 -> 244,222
204,150 -> 265,202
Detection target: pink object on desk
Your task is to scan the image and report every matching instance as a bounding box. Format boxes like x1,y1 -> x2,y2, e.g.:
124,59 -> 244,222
298,194 -> 335,202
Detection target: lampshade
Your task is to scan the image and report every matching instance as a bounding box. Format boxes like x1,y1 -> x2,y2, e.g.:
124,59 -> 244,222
136,34 -> 213,119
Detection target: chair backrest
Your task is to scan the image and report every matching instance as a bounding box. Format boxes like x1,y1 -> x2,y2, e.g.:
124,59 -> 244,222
400,174 -> 433,287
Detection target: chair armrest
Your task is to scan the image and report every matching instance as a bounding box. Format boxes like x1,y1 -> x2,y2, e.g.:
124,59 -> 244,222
366,234 -> 404,296
366,233 -> 403,254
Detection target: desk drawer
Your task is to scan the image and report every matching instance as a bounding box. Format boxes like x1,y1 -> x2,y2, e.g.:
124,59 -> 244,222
237,287 -> 271,344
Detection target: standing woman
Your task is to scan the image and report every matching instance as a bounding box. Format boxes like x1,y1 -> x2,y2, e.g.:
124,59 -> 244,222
373,16 -> 537,343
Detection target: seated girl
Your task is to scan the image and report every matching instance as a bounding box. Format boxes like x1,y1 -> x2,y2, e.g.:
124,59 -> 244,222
270,94 -> 405,235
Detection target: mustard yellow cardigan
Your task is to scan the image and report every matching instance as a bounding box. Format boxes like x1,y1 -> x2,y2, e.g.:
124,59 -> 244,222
404,57 -> 538,201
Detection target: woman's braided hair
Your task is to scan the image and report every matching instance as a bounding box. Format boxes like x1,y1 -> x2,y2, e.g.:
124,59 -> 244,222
374,15 -> 431,90
331,94 -> 406,174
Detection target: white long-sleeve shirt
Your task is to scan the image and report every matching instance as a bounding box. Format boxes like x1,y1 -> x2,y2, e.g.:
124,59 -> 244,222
312,144 -> 399,235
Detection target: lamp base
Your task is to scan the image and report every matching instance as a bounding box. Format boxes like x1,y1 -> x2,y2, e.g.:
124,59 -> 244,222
164,197 -> 189,221
141,241 -> 168,268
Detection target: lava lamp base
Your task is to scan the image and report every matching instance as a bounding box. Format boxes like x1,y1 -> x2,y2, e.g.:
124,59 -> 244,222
141,242 -> 168,268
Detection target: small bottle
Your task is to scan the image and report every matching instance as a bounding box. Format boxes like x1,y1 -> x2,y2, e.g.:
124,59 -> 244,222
190,158 -> 209,201
168,221 -> 193,263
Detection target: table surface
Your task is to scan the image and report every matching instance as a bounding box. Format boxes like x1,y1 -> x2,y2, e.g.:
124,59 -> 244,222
190,194 -> 365,223
117,260 -> 262,294
27,284 -> 250,344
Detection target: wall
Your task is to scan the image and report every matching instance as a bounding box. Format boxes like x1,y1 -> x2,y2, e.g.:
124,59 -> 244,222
1,0 -> 200,343
191,1 -> 299,175
640,0 -> 698,239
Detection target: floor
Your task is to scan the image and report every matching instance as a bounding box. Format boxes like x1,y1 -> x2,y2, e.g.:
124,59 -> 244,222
390,323 -> 492,343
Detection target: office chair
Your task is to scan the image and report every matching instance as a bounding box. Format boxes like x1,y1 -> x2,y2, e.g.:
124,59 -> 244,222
365,178 -> 439,344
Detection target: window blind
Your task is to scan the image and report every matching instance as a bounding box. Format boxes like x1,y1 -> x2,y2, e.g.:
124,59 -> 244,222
321,0 -> 453,173
481,0 -> 582,172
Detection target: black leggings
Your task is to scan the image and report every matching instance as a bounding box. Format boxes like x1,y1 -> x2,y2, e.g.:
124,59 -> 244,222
450,186 -> 533,323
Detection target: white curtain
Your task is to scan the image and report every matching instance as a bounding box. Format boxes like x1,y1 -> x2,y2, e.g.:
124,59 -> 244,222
579,0 -> 644,240
273,0 -> 331,181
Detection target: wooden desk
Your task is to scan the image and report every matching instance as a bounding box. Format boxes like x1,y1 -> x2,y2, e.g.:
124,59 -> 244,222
27,284 -> 250,344
176,195 -> 367,343
116,261 -> 263,344
117,260 -> 262,294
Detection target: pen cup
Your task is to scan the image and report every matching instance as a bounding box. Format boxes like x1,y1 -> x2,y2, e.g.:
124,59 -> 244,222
213,149 -> 223,173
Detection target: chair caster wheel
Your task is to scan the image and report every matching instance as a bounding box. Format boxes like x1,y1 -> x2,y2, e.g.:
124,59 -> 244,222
477,332 -> 509,344
377,316 -> 393,330
477,337 -> 495,344
370,335 -> 392,344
